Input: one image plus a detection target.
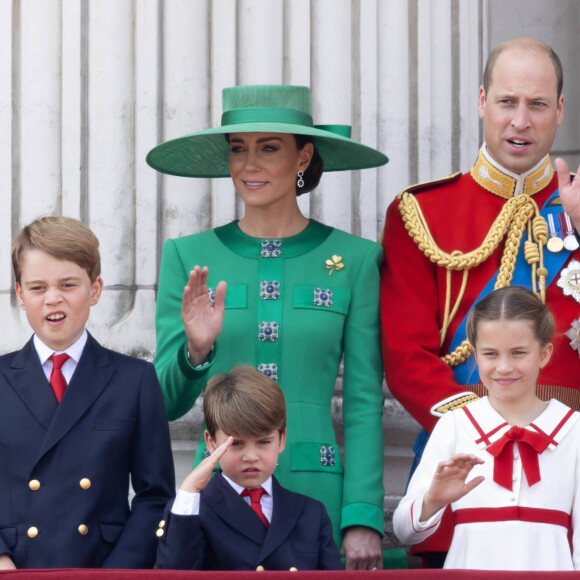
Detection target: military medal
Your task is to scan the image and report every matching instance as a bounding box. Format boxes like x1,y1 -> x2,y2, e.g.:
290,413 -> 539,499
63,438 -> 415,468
557,259 -> 580,303
561,212 -> 580,252
547,236 -> 564,253
566,318 -> 580,357
546,213 -> 564,252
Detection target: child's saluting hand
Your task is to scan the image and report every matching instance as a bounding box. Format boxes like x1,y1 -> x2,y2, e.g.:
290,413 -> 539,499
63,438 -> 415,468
180,436 -> 234,493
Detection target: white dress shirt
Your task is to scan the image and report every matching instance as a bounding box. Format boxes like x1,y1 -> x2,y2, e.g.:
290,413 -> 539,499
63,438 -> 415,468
33,330 -> 88,385
172,473 -> 273,523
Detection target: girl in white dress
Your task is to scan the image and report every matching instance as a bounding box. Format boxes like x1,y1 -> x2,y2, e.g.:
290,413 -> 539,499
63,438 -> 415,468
394,286 -> 580,570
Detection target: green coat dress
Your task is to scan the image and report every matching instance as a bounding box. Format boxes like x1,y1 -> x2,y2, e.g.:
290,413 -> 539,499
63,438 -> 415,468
154,219 -> 385,544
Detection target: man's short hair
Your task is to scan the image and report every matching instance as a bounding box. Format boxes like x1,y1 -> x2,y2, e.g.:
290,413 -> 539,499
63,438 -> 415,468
12,216 -> 101,283
203,366 -> 286,439
483,37 -> 563,99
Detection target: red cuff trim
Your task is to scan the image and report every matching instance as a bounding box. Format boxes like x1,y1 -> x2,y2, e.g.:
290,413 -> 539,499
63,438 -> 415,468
411,499 -> 441,534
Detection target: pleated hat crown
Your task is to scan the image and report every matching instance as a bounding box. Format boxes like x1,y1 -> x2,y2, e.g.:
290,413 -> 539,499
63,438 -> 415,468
223,84 -> 312,117
146,84 -> 388,178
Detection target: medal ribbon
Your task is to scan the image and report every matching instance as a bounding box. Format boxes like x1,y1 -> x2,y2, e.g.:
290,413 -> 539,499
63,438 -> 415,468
547,213 -> 559,239
486,426 -> 551,491
451,188 -> 569,384
564,212 -> 574,236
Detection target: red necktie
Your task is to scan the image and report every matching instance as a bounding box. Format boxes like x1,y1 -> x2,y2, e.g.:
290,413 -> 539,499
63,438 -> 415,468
242,488 -> 269,527
486,425 -> 551,491
49,353 -> 70,403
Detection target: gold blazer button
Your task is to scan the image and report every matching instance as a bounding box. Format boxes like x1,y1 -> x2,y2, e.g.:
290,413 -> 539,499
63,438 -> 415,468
256,565 -> 265,572
78,524 -> 89,535
29,480 -> 41,491
27,527 -> 39,538
79,478 -> 91,490
156,528 -> 164,538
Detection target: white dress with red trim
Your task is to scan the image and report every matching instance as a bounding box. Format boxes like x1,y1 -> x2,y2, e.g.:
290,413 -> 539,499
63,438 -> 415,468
393,397 -> 580,570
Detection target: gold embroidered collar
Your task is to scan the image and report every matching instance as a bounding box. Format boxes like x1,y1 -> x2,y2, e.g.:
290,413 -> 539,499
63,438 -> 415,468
471,146 -> 553,199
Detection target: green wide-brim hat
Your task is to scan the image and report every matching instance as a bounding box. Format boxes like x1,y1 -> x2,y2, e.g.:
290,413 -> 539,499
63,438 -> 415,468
146,85 -> 388,177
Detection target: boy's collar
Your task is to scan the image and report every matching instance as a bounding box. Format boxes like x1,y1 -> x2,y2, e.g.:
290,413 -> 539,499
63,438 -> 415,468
33,329 -> 88,364
222,472 -> 273,496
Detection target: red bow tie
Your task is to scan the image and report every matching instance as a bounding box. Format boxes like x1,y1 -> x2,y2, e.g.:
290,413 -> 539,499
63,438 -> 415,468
486,426 -> 551,491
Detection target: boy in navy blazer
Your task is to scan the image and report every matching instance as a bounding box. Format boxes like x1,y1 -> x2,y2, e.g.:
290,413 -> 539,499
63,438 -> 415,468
0,217 -> 175,569
155,366 -> 342,571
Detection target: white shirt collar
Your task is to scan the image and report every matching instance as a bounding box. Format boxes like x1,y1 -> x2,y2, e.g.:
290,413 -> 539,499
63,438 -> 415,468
222,472 -> 273,497
33,329 -> 88,364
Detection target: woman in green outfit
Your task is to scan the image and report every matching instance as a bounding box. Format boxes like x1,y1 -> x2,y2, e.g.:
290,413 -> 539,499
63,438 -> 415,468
147,85 -> 388,570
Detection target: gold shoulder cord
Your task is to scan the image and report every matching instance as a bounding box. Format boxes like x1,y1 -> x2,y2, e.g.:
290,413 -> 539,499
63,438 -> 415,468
399,192 -> 548,367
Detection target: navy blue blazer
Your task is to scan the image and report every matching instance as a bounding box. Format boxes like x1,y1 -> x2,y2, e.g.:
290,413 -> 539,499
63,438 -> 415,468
156,471 -> 342,571
0,334 -> 175,568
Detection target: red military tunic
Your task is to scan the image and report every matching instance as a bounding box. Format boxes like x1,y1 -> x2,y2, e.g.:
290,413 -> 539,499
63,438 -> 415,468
381,147 -> 580,433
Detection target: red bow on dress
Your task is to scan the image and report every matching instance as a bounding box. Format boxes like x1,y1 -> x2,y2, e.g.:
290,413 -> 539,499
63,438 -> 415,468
486,426 -> 551,491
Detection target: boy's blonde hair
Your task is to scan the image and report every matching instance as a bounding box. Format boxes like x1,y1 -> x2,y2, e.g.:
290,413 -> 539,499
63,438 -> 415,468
204,367 -> 286,439
12,216 -> 101,283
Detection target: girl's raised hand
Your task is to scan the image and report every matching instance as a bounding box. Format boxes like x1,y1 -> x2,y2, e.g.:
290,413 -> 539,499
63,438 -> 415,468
421,454 -> 485,521
181,266 -> 227,366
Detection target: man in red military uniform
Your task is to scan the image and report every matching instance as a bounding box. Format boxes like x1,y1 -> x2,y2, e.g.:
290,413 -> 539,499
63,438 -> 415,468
381,37 -> 580,564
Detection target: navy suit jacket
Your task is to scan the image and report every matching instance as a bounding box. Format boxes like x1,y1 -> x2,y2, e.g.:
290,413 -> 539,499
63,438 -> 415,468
156,471 -> 342,571
0,334 -> 175,568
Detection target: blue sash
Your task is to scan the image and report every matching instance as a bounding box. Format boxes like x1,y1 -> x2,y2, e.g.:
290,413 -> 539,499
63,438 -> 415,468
450,189 -> 567,384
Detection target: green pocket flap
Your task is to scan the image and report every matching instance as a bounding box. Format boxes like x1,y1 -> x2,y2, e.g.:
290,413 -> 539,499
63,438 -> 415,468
291,441 -> 344,473
222,284 -> 247,309
293,285 -> 350,315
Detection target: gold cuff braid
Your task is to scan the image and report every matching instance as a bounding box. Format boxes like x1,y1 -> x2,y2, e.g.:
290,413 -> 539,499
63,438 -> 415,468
434,393 -> 480,415
399,192 -> 547,368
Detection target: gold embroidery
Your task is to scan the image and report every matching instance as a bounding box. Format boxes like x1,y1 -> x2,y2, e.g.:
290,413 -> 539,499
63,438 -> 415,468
471,150 -> 553,199
435,393 -> 480,415
471,156 -> 515,198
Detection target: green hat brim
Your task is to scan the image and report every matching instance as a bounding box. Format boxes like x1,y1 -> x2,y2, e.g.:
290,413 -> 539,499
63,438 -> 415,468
146,123 -> 388,178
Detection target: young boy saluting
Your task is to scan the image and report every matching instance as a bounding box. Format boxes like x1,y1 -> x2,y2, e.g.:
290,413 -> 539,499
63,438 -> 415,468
0,216 -> 175,569
155,366 -> 342,571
